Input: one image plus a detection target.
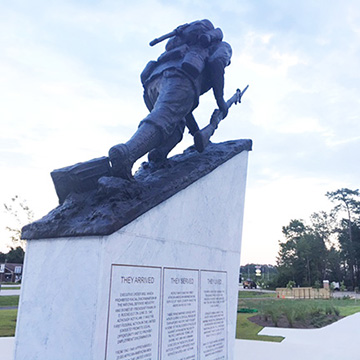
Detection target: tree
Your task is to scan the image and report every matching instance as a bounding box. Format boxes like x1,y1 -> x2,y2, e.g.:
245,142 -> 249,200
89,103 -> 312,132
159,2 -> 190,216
326,188 -> 360,288
310,211 -> 336,245
6,247 -> 25,264
275,189 -> 360,289
326,246 -> 345,282
3,195 -> 34,249
336,219 -> 360,288
276,219 -> 328,287
0,247 -> 25,264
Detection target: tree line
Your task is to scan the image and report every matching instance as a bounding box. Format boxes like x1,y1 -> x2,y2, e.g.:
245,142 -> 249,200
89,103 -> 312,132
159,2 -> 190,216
276,188 -> 360,290
1,196 -> 31,264
0,246 -> 25,264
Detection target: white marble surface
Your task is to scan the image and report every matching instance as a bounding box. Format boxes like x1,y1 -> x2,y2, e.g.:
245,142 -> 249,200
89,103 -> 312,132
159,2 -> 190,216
14,150 -> 249,360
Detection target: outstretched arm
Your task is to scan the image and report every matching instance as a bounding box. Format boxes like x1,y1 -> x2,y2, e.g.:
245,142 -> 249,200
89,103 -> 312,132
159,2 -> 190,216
208,42 -> 232,118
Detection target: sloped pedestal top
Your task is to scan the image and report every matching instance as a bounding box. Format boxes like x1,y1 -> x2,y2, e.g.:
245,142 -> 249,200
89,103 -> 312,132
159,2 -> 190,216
22,139 -> 252,239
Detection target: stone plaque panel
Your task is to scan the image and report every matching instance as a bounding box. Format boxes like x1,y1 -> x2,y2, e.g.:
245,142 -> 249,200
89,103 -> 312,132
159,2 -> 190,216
200,270 -> 227,360
105,264 -> 162,360
160,268 -> 199,360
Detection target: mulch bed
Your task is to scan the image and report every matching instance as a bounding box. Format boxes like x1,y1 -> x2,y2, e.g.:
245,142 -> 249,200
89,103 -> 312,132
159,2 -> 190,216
248,313 -> 343,329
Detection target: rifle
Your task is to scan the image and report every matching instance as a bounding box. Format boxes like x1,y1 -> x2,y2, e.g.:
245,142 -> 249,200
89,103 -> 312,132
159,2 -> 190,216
194,85 -> 249,153
149,24 -> 189,47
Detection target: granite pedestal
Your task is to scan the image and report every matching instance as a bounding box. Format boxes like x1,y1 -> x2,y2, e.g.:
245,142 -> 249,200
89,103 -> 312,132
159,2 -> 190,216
15,142 -> 250,360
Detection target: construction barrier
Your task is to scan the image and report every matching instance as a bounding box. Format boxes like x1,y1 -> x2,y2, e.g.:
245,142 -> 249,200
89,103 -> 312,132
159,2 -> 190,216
276,287 -> 330,299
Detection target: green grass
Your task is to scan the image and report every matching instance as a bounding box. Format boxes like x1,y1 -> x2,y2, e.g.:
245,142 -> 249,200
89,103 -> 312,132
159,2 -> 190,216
0,296 -> 19,337
239,297 -> 360,315
0,309 -> 17,337
236,297 -> 360,342
339,305 -> 360,316
325,298 -> 360,315
238,291 -> 276,299
236,313 -> 284,342
0,282 -> 20,285
0,286 -> 21,290
0,296 -> 20,307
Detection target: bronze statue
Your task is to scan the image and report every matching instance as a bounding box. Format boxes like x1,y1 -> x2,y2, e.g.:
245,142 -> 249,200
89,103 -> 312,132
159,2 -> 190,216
109,19 -> 233,180
50,20 -> 248,204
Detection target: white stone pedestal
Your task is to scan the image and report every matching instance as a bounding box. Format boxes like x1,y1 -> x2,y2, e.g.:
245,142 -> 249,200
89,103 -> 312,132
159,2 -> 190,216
14,149 -> 249,360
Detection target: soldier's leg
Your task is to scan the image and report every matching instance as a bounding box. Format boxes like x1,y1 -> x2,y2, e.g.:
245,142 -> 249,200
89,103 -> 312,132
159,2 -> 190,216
148,122 -> 185,163
109,123 -> 162,179
109,73 -> 195,179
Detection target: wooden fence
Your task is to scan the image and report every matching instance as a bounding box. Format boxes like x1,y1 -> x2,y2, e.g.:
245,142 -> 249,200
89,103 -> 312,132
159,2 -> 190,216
276,287 -> 330,299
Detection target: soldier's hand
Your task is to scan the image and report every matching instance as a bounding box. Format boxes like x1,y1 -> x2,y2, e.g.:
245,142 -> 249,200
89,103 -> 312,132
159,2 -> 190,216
218,99 -> 228,118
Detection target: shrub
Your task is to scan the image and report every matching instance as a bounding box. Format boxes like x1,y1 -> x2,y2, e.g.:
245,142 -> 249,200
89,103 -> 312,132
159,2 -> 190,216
294,303 -> 307,322
333,306 -> 340,316
325,304 -> 334,315
269,308 -> 281,327
286,281 -> 296,289
311,313 -> 328,328
283,304 -> 296,327
309,303 -> 323,317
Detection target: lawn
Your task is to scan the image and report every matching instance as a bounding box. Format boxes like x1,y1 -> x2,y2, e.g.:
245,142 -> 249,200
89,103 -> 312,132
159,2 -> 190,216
236,312 -> 284,342
0,283 -> 19,286
0,309 -> 18,337
236,296 -> 360,342
0,296 -> 20,307
0,296 -> 19,337
0,286 -> 21,290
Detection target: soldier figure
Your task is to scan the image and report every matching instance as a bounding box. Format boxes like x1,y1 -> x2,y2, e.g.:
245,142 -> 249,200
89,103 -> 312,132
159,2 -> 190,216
109,19 -> 232,179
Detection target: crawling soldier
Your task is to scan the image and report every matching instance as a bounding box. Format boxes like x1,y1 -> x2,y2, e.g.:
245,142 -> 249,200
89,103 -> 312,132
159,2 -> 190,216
109,19 -> 232,179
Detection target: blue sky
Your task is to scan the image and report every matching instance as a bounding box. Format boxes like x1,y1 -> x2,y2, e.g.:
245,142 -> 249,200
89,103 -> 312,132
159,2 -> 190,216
1,0 -> 360,264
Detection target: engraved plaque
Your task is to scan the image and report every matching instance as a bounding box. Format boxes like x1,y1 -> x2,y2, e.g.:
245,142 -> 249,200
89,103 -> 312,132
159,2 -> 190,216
105,265 -> 161,360
161,268 -> 199,360
200,271 -> 227,360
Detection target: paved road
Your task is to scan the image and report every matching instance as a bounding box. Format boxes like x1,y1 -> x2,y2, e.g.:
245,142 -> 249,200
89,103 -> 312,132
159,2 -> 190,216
0,306 -> 18,310
0,284 -> 21,297
0,290 -> 21,296
332,290 -> 360,299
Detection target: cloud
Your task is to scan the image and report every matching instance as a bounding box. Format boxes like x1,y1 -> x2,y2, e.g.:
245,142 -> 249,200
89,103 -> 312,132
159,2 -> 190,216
1,0 -> 360,262
241,174 -> 344,264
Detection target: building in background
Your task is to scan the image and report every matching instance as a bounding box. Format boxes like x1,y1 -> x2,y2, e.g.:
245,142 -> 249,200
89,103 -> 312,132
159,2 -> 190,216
0,263 -> 23,283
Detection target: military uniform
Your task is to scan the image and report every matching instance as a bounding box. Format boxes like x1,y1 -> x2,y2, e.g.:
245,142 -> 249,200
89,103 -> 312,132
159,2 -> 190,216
109,19 -> 232,179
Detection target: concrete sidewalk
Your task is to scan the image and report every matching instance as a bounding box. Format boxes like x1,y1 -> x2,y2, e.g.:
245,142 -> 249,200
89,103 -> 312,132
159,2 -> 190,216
1,313 -> 360,360
0,290 -> 21,296
257,312 -> 360,359
0,337 -> 14,360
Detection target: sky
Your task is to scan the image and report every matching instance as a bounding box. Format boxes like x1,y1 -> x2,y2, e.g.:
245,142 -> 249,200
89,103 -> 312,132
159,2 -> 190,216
1,0 -> 360,265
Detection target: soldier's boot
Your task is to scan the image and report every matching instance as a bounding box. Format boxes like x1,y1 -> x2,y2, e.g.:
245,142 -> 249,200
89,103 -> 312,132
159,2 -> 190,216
148,128 -> 183,164
109,124 -> 162,179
